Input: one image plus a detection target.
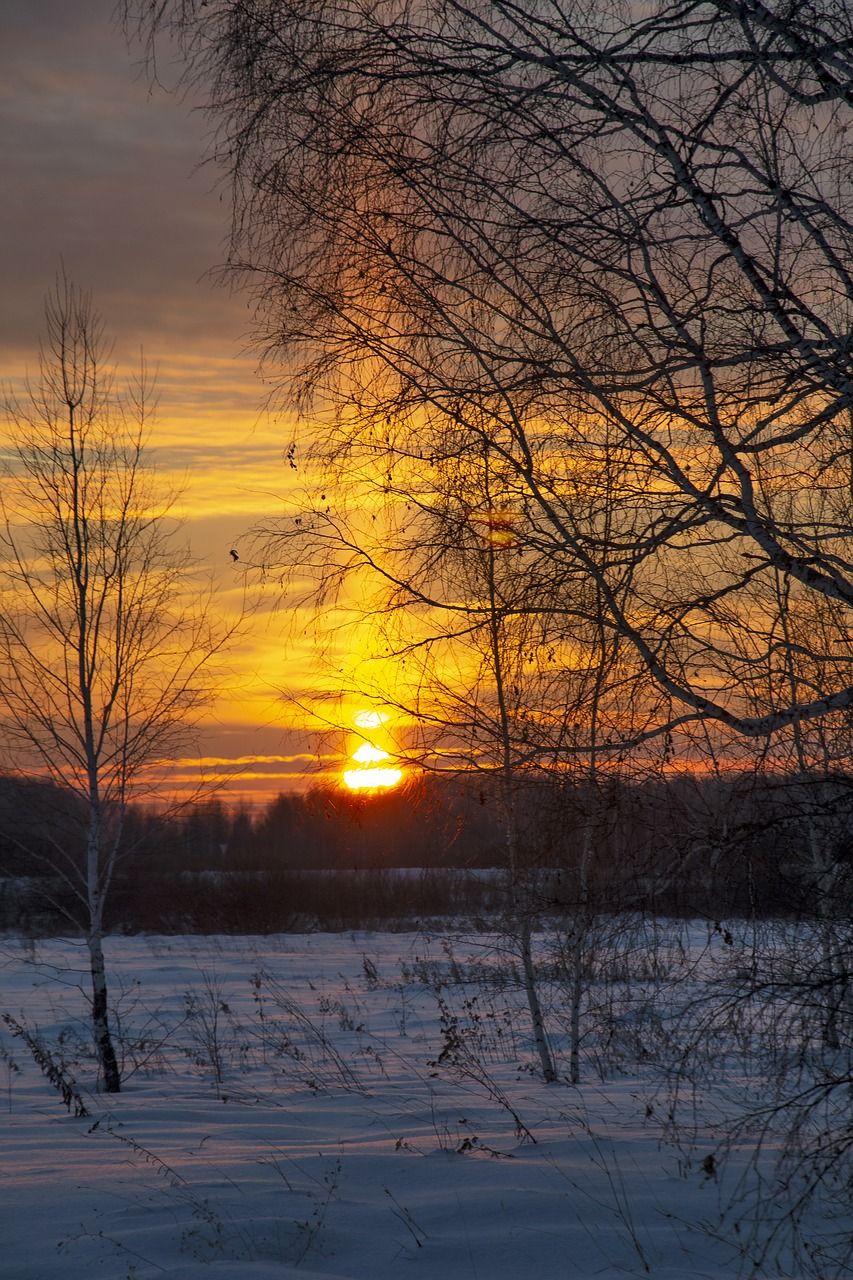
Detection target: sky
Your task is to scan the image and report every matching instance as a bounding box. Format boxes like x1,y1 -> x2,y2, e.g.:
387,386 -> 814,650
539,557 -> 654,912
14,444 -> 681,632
0,0 -> 362,804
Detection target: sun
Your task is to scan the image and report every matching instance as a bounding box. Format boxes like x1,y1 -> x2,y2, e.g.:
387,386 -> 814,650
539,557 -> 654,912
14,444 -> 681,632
353,709 -> 384,730
342,718 -> 404,792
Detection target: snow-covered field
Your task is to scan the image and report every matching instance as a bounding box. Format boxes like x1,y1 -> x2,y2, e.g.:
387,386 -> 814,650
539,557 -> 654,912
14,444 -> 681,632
1,925 -> 849,1279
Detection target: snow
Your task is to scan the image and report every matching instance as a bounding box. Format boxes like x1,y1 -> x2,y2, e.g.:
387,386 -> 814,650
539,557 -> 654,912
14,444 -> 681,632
0,927 -> 848,1279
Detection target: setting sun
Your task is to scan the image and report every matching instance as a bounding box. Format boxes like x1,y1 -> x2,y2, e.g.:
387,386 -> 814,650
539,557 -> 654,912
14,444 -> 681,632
343,764 -> 403,791
342,716 -> 404,792
353,710 -> 385,730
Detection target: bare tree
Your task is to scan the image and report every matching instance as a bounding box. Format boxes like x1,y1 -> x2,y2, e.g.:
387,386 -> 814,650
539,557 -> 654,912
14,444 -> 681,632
248,404 -> 657,1083
129,0 -> 853,745
746,566 -> 853,1047
130,4 -> 853,1136
0,277 -> 231,1092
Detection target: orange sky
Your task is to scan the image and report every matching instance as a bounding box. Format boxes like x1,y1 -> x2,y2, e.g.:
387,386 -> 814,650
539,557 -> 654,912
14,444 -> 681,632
0,0 -> 404,805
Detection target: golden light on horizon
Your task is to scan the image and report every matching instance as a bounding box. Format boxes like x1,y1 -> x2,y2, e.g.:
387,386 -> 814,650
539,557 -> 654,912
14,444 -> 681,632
352,743 -> 389,766
342,764 -> 404,791
353,709 -> 386,730
342,711 -> 404,792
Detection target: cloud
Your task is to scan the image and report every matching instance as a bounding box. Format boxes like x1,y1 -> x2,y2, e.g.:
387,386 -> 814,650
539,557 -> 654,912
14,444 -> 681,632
0,0 -> 246,366
0,2 -> 386,801
163,754 -> 339,769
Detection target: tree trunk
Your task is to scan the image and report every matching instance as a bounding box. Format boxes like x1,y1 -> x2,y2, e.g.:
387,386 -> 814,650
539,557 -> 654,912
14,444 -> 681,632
567,816 -> 593,1086
808,823 -> 843,1052
517,899 -> 557,1084
86,815 -> 120,1093
87,926 -> 120,1092
501,784 -> 557,1084
481,442 -> 557,1085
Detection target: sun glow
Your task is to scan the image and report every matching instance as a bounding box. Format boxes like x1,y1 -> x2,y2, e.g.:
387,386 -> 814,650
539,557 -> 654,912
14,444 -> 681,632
343,765 -> 403,791
342,711 -> 404,792
353,709 -> 385,730
351,743 -> 387,765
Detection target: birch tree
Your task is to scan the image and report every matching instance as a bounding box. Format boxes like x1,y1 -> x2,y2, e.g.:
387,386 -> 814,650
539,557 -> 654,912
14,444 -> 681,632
0,278 -> 230,1092
248,401 -> 654,1082
130,0 -> 853,744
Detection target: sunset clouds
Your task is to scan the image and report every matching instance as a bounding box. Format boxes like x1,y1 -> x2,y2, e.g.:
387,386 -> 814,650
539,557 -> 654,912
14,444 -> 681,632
0,0 -> 341,802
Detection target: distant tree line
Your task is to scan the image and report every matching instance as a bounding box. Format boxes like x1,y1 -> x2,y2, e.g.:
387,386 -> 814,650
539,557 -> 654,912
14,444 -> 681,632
1,768 -> 850,935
